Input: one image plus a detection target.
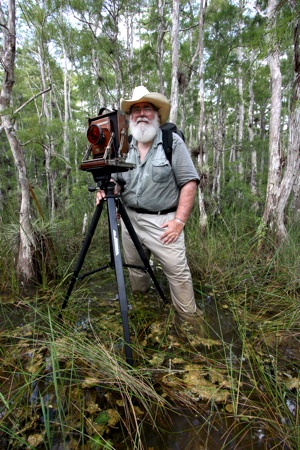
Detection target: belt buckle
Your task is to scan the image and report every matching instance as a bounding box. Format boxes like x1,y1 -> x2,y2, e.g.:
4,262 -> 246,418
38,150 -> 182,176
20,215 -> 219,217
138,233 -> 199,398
158,211 -> 161,215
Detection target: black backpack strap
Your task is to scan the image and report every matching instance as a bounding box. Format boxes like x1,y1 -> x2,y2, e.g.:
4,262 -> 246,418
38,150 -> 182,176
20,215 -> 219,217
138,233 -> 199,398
162,129 -> 173,166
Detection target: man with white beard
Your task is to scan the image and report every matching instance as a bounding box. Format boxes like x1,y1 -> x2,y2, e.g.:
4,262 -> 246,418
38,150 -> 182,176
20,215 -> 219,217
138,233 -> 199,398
96,86 -> 202,323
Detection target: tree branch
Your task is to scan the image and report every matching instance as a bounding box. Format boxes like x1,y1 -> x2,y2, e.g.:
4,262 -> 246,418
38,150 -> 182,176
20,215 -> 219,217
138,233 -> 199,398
13,85 -> 52,115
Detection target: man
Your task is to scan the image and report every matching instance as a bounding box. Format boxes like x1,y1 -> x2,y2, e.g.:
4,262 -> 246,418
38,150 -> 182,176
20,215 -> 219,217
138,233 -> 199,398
97,86 -> 201,321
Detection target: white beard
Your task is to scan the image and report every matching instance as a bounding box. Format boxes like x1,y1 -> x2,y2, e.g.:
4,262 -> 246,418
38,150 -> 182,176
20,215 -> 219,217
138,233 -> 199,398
130,115 -> 160,143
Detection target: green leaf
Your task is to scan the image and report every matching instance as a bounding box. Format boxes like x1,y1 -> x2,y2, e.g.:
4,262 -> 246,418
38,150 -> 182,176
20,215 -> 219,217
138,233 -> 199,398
94,410 -> 110,425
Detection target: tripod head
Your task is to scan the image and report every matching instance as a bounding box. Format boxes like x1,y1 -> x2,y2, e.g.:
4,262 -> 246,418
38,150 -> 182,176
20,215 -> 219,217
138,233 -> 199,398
87,171 -> 119,195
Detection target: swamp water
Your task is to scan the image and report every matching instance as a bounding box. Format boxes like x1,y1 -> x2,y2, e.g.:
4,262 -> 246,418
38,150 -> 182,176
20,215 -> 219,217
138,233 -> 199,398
0,272 -> 299,449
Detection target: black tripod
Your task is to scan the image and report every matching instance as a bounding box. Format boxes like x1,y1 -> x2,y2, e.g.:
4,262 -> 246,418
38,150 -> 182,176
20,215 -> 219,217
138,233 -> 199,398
60,174 -> 167,366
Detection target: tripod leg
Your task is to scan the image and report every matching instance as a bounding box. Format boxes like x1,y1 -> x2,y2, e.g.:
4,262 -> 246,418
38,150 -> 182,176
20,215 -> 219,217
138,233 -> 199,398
60,201 -> 105,312
107,196 -> 133,366
117,202 -> 167,303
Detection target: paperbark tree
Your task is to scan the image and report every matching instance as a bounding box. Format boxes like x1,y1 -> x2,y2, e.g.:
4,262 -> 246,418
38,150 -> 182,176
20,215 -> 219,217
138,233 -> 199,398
237,0 -> 247,178
260,4 -> 282,236
156,0 -> 166,94
36,37 -> 56,218
169,0 -> 179,122
59,11 -> 72,202
0,0 -> 36,283
274,3 -> 300,237
236,45 -> 244,177
197,0 -> 208,232
260,0 -> 300,243
248,52 -> 259,210
212,82 -> 223,212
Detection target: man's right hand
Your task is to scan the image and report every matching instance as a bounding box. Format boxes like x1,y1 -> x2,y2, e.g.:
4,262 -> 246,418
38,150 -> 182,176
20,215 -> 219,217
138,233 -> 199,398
96,181 -> 120,205
96,190 -> 106,205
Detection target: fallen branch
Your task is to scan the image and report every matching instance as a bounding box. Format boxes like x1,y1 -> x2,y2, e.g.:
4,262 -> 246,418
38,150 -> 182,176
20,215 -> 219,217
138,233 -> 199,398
14,85 -> 52,115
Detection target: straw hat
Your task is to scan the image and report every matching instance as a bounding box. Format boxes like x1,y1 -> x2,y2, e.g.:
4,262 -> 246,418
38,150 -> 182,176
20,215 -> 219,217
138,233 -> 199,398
120,86 -> 170,125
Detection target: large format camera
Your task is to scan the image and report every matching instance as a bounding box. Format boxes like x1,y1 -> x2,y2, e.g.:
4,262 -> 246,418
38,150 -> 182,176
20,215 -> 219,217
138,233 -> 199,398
79,109 -> 135,178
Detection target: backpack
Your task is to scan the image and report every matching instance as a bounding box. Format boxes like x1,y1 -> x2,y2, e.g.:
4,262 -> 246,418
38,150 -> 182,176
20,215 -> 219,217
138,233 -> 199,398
160,122 -> 185,166
128,122 -> 185,166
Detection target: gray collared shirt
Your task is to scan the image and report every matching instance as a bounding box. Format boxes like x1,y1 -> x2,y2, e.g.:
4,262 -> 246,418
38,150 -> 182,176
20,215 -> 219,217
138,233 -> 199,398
116,129 -> 199,212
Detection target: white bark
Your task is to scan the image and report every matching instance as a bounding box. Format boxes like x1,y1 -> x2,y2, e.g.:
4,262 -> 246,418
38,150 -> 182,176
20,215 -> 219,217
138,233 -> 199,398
126,7 -> 134,88
37,40 -> 56,218
237,47 -> 244,176
274,13 -> 300,240
197,0 -> 208,232
261,0 -> 282,234
260,0 -> 300,243
212,85 -> 223,212
169,0 -> 179,123
248,55 -> 259,210
60,21 -> 71,201
156,0 -> 166,94
262,61 -> 282,230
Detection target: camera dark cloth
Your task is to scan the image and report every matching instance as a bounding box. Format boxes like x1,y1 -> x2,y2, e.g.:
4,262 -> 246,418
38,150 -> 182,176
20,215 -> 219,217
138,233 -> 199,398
116,129 -> 199,212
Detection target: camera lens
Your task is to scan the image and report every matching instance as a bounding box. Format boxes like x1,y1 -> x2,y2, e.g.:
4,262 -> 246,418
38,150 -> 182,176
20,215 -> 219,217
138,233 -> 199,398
87,124 -> 104,144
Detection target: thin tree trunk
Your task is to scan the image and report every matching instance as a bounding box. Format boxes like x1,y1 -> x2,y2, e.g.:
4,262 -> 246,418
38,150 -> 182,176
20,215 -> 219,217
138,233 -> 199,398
126,6 -> 134,88
37,39 -> 56,218
236,1 -> 245,178
237,47 -> 244,176
248,56 -> 259,211
212,83 -> 223,213
60,23 -> 71,201
169,0 -> 179,122
197,0 -> 208,232
156,0 -> 166,94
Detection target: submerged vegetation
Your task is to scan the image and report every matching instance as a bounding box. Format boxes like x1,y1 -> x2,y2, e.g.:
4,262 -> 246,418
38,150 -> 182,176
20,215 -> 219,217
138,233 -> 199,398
0,206 -> 299,449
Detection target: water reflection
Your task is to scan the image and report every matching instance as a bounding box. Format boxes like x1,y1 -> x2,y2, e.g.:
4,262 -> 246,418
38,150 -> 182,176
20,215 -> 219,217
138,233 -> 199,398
141,406 -> 274,450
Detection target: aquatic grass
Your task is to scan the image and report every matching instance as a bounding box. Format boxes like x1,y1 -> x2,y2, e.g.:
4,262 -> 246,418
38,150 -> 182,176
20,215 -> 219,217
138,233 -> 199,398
219,287 -> 300,449
0,300 -> 173,449
186,204 -> 300,301
1,207 -> 300,450
178,262 -> 299,450
39,394 -> 52,449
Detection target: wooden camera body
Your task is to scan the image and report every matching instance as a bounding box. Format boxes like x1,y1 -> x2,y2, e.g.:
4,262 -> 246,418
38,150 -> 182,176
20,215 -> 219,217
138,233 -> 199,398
80,109 -> 132,173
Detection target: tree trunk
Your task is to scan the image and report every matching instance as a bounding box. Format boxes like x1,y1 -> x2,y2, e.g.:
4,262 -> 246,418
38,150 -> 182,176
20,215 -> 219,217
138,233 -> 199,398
60,20 -> 71,202
212,83 -> 223,213
274,8 -> 300,240
237,47 -> 244,177
236,1 -> 245,177
126,6 -> 134,88
260,0 -> 300,243
197,0 -> 208,232
260,0 -> 282,237
248,54 -> 259,211
169,0 -> 179,122
36,41 -> 57,219
0,0 -> 36,283
263,46 -> 282,230
156,0 -> 166,94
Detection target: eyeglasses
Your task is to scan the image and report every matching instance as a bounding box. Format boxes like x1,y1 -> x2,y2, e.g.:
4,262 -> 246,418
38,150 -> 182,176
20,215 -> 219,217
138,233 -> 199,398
130,105 -> 157,115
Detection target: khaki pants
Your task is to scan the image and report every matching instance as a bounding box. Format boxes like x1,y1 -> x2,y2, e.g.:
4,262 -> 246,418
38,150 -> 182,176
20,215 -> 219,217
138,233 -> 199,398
121,208 -> 197,315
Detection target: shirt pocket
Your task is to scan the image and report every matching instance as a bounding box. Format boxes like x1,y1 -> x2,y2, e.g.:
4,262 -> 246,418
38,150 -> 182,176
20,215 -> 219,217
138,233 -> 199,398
152,159 -> 172,183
